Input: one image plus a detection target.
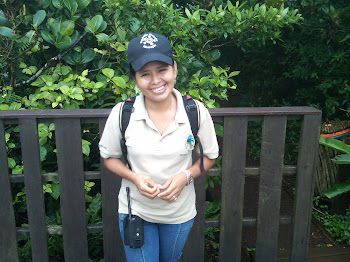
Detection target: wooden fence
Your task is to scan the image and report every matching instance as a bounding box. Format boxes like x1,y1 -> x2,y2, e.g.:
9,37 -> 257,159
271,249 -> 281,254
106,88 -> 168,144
0,107 -> 321,261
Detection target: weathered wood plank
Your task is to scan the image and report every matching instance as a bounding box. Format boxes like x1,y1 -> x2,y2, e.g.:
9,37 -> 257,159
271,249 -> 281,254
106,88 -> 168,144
0,120 -> 19,262
183,173 -> 206,261
99,119 -> 126,262
255,116 -> 287,262
19,118 -> 49,261
219,116 -> 248,261
0,107 -> 321,119
55,118 -> 89,261
290,114 -> 321,261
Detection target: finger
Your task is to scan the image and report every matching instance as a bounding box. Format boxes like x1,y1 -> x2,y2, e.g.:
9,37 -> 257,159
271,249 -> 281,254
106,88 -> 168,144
159,179 -> 172,190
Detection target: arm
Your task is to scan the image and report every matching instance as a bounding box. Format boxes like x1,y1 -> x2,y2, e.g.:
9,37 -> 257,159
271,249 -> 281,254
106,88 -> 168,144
103,158 -> 160,199
157,155 -> 215,202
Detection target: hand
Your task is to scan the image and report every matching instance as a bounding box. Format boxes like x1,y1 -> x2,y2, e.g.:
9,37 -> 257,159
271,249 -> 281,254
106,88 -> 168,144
132,174 -> 160,199
158,172 -> 187,203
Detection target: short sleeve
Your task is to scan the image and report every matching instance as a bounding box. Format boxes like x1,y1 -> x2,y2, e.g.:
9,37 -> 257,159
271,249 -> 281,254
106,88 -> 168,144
196,101 -> 219,159
99,103 -> 123,159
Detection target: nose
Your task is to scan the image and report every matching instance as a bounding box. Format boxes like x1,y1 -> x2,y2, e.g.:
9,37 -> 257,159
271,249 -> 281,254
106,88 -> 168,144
151,73 -> 161,84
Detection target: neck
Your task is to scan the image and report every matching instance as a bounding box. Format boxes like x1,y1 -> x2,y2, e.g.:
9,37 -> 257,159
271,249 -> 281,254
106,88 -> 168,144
144,93 -> 174,112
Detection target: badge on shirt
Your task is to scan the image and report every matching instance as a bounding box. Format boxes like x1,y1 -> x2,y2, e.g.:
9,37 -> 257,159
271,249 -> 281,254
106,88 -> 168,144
185,134 -> 195,150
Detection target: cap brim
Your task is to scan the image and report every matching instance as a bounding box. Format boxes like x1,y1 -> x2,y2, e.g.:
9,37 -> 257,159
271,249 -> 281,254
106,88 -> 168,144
130,53 -> 173,71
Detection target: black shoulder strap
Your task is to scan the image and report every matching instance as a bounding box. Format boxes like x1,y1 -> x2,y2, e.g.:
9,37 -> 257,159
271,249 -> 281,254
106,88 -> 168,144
120,97 -> 135,168
182,94 -> 205,172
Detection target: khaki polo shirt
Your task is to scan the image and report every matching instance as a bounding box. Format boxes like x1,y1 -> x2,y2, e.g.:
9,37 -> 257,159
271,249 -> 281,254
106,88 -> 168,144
99,89 -> 219,224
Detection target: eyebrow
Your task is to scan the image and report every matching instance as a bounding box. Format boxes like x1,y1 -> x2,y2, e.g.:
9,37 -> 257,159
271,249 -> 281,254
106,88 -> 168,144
138,64 -> 168,74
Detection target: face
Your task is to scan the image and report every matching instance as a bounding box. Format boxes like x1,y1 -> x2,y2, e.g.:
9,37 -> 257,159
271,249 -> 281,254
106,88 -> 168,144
134,61 -> 177,103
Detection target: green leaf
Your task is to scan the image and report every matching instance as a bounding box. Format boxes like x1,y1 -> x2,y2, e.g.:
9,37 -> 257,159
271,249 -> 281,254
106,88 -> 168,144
112,76 -> 126,89
0,26 -> 13,37
332,154 -> 350,164
76,0 -> 91,9
85,15 -> 103,34
210,49 -> 221,61
60,86 -> 70,94
41,30 -> 55,44
56,36 -> 71,50
80,48 -> 95,64
323,179 -> 350,199
96,33 -> 109,42
40,145 -> 47,161
200,89 -> 211,100
185,8 -> 191,18
73,94 -> 84,100
63,0 -> 78,15
319,136 -> 350,154
52,0 -> 63,9
51,18 -> 74,37
8,158 -> 15,169
189,89 -> 199,98
33,10 -> 46,28
60,20 -> 75,36
82,139 -> 91,156
0,10 -> 11,27
229,71 -> 240,77
102,68 -> 114,79
96,21 -> 107,33
236,11 -> 241,21
50,182 -> 60,199
214,123 -> 223,137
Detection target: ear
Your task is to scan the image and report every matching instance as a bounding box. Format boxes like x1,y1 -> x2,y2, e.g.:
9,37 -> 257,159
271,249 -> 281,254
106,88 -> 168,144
173,61 -> 177,78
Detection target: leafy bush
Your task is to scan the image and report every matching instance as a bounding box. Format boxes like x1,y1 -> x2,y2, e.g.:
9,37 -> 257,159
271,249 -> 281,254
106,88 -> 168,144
313,197 -> 350,245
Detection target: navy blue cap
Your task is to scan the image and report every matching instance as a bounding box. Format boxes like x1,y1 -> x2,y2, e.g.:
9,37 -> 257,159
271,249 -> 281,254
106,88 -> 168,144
127,32 -> 173,71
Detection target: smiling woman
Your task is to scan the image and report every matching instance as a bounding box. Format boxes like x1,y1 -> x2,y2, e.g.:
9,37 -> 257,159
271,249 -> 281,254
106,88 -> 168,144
99,32 -> 219,261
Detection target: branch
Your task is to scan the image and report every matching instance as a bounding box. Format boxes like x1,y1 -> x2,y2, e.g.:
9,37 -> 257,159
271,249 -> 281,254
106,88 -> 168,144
14,31 -> 88,88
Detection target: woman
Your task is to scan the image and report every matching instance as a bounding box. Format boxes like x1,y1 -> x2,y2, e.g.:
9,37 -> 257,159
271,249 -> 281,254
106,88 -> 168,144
99,32 -> 219,262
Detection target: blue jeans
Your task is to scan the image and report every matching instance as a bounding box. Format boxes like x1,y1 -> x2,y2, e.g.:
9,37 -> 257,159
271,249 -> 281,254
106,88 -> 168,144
119,213 -> 194,262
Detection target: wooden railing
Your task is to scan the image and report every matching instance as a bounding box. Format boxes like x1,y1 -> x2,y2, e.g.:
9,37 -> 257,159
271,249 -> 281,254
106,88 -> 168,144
0,107 -> 321,261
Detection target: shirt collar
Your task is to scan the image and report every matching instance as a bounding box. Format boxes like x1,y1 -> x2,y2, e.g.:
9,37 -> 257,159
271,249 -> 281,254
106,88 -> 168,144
132,89 -> 189,124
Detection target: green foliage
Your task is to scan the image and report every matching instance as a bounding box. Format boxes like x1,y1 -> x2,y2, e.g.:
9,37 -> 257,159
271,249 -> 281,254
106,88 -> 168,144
313,198 -> 350,245
234,0 -> 350,120
319,136 -> 350,198
0,0 -> 301,110
15,180 -> 102,260
204,199 -> 221,260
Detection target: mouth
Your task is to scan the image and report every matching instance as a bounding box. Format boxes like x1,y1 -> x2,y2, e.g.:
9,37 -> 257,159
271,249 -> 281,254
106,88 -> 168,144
151,85 -> 165,93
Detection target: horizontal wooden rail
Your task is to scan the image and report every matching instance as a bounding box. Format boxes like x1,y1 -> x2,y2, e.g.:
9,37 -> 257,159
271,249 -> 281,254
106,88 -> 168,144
0,106 -> 320,119
8,166 -> 298,183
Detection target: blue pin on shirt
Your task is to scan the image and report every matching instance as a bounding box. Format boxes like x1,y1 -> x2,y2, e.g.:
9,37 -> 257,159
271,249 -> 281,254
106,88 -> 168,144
185,134 -> 195,150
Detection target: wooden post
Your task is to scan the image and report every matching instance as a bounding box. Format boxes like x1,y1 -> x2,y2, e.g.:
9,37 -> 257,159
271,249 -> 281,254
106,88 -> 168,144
290,114 -> 321,261
55,118 -> 89,261
219,116 -> 248,261
19,118 -> 49,261
255,116 -> 287,261
0,120 -> 19,262
99,119 -> 126,262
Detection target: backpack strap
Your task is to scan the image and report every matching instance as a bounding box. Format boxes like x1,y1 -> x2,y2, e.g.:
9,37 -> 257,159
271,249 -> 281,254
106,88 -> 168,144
120,97 -> 135,168
182,94 -> 205,172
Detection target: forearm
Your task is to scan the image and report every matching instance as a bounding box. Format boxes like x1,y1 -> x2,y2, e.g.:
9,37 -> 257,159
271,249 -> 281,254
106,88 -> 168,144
103,157 -> 160,198
103,157 -> 137,183
187,156 -> 215,179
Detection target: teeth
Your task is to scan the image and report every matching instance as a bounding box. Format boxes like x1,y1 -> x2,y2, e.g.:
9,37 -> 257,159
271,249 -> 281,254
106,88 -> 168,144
153,86 -> 164,92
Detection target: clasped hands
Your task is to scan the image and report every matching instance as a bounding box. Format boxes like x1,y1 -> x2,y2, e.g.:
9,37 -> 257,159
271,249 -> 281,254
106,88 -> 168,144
132,172 -> 187,203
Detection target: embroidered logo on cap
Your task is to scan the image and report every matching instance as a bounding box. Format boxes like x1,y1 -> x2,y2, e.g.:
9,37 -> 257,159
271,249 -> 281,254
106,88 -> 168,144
140,33 -> 158,49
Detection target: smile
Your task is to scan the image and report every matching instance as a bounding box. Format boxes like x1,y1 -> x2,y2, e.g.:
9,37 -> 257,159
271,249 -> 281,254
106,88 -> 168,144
152,85 -> 165,92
